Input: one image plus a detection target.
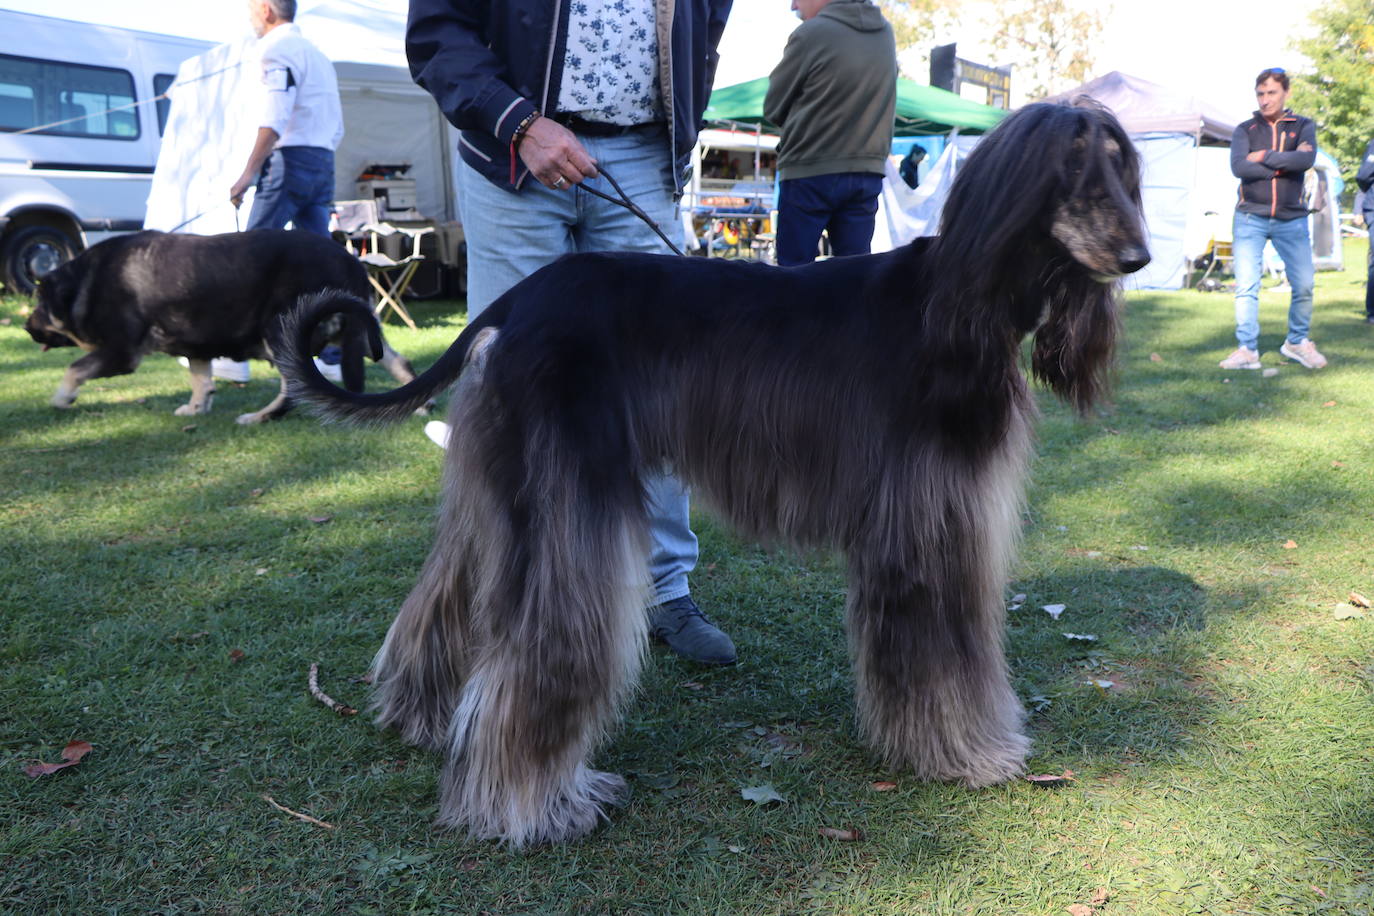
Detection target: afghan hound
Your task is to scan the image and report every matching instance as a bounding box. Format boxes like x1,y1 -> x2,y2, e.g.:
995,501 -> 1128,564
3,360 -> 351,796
276,102 -> 1149,847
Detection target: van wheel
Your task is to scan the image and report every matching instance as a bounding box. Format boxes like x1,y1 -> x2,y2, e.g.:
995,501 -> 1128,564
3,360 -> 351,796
3,226 -> 77,295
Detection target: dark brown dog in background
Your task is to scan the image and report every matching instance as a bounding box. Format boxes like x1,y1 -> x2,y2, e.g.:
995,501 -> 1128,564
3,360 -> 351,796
25,229 -> 420,424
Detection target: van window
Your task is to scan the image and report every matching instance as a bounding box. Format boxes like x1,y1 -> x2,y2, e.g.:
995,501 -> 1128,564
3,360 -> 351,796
0,53 -> 139,140
154,73 -> 175,135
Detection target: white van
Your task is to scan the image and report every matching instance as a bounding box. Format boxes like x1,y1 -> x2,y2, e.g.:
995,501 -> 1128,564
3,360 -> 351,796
0,11 -> 211,292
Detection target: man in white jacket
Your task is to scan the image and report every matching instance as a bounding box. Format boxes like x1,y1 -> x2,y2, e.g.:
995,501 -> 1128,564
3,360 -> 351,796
229,0 -> 344,236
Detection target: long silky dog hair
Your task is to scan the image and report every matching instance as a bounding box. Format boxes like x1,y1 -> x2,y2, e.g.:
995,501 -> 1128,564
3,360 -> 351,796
276,102 -> 1149,847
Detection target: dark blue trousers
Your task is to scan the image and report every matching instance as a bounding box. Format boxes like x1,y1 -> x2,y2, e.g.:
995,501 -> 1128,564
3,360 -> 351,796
776,172 -> 884,267
246,146 -> 335,237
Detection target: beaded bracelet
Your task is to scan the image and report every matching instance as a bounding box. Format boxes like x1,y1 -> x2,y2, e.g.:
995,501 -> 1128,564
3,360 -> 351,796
512,109 -> 541,145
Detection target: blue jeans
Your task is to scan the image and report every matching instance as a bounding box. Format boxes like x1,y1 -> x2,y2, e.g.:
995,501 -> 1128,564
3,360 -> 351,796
456,125 -> 697,603
1232,210 -> 1314,350
776,172 -> 884,267
246,146 -> 335,236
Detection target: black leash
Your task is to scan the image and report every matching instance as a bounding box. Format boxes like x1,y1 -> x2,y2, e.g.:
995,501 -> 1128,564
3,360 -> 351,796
577,164 -> 686,257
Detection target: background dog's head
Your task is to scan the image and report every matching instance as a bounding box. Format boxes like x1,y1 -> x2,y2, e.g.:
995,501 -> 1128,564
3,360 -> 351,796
24,257 -> 86,351
934,102 -> 1149,413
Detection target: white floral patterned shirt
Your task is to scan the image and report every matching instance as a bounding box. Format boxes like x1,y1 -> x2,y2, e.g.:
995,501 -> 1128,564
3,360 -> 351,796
558,0 -> 664,125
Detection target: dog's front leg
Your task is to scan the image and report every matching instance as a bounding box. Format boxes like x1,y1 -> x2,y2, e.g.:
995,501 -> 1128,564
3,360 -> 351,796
51,350 -> 137,408
174,359 -> 216,416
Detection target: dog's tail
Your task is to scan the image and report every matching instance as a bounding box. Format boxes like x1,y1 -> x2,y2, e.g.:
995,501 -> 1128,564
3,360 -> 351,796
275,289 -> 505,425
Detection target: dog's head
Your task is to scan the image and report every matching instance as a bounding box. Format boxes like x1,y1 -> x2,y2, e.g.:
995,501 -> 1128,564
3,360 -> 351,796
24,259 -> 84,350
933,102 -> 1149,413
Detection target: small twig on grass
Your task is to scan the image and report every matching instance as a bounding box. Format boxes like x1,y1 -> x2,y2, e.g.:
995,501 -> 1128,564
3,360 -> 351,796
263,794 -> 336,830
308,663 -> 358,716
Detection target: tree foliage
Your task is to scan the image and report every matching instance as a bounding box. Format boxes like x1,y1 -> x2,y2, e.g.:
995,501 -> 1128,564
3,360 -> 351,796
1290,0 -> 1374,177
985,0 -> 1104,100
877,0 -> 957,53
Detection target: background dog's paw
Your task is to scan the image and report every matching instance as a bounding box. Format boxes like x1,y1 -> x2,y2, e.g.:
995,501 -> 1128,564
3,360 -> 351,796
173,404 -> 206,417
50,396 -> 76,409
235,412 -> 268,425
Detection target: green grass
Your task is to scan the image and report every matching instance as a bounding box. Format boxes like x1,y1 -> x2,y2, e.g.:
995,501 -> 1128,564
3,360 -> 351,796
2,244 -> 1373,915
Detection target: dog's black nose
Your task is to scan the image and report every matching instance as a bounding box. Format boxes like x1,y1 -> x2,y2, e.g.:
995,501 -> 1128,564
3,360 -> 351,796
1119,246 -> 1151,274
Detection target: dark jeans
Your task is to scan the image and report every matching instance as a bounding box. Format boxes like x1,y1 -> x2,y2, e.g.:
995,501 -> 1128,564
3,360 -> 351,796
1366,219 -> 1374,317
246,146 -> 335,236
776,172 -> 884,267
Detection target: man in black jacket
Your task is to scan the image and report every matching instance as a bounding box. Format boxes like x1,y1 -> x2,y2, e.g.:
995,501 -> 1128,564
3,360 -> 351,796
406,0 -> 737,664
1220,68 -> 1325,370
1354,137 -> 1374,322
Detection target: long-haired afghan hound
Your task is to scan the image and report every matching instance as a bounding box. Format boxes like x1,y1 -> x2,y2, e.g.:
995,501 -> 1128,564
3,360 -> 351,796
276,102 -> 1149,847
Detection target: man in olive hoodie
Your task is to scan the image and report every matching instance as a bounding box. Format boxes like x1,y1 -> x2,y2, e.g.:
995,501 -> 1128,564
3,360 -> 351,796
764,0 -> 896,267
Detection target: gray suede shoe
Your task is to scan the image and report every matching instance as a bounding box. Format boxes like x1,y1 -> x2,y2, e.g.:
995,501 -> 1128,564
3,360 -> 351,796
649,595 -> 736,665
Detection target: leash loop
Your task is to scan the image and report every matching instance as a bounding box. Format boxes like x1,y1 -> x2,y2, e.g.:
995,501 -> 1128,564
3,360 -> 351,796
578,165 -> 686,257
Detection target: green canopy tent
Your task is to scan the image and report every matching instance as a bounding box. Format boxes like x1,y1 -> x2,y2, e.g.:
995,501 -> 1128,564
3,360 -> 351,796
703,75 -> 1007,136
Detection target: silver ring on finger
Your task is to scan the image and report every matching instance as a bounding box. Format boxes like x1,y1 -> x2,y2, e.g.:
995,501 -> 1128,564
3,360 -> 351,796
552,175 -> 566,188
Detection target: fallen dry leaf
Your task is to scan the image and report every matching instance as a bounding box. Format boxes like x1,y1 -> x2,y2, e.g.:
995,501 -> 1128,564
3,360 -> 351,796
1334,604 -> 1366,620
1322,400 -> 1337,408
679,681 -> 704,690
1042,604 -> 1066,620
307,515 -> 332,525
1349,592 -> 1371,608
818,826 -> 863,841
1332,460 -> 1346,469
1065,905 -> 1094,916
1091,888 -> 1110,905
229,648 -> 246,662
870,781 -> 898,792
1063,633 -> 1098,642
24,740 -> 93,778
181,424 -> 197,433
1282,540 -> 1298,550
249,488 -> 265,497
1025,770 -> 1076,787
1149,352 -> 1162,362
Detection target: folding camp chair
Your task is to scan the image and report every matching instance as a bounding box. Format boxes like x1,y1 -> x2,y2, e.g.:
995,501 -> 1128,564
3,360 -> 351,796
357,222 -> 434,330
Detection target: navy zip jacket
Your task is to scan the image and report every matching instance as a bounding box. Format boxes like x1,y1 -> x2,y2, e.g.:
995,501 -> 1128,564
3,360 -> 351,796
406,0 -> 732,193
1355,137 -> 1374,219
1230,108 -> 1317,221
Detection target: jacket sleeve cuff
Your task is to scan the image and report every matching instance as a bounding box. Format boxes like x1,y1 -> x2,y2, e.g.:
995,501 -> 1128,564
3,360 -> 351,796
486,93 -> 538,145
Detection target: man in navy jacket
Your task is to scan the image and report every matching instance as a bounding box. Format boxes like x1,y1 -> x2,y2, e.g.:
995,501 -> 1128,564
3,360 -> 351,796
1354,137 -> 1374,322
406,0 -> 738,665
1220,68 -> 1325,371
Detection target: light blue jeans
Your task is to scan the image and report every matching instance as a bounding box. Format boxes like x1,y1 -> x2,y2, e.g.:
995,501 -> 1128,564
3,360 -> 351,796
1232,210 -> 1315,350
456,126 -> 696,604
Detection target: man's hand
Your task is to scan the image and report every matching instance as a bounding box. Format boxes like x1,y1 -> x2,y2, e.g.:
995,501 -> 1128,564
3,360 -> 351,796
1246,150 -> 1266,163
1298,141 -> 1314,152
229,174 -> 254,209
517,117 -> 598,190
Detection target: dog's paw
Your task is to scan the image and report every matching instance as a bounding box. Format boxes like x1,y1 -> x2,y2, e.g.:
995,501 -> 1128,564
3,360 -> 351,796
235,411 -> 268,425
173,403 -> 207,417
51,395 -> 77,409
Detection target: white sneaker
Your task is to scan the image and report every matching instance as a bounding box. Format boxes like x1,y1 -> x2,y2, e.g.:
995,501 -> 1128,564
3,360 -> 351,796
211,358 -> 251,382
175,356 -> 251,382
1279,338 -> 1327,369
1218,346 -> 1261,370
424,421 -> 451,449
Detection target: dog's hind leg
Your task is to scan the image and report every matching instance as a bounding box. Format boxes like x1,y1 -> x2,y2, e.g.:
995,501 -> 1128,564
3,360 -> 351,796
846,441 -> 1031,787
174,358 -> 216,416
236,377 -> 293,425
431,394 -> 651,846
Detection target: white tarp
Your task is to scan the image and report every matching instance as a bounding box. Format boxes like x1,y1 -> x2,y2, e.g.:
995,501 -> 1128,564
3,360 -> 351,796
145,3 -> 458,235
871,135 -> 980,253
1124,133 -> 1195,291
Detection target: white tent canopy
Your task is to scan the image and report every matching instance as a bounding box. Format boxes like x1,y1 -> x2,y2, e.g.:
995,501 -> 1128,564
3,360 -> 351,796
145,1 -> 458,235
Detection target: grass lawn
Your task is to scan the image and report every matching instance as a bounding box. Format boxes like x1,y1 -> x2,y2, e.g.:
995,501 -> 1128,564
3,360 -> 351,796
2,242 -> 1373,915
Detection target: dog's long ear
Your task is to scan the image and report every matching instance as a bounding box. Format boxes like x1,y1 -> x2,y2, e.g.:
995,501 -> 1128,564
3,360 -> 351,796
1030,276 -> 1119,413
